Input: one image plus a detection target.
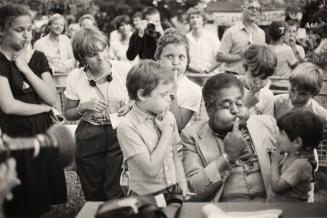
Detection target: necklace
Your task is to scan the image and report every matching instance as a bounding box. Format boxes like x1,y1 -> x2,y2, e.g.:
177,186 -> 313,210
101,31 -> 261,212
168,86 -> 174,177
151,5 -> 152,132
92,70 -> 108,82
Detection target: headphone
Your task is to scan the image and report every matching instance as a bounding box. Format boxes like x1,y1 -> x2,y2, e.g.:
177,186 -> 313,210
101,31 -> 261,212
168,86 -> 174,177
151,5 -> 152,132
84,65 -> 113,87
88,74 -> 113,87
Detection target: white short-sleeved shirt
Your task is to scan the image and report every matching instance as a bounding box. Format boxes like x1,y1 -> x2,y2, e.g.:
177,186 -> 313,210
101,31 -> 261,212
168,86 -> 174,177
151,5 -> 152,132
249,86 -> 274,116
64,61 -> 131,124
187,30 -> 220,72
176,75 -> 202,113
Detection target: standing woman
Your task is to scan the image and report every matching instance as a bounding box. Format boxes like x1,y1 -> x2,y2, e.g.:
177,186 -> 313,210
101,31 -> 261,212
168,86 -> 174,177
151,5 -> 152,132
64,27 -> 131,201
34,13 -> 76,87
0,4 -> 67,217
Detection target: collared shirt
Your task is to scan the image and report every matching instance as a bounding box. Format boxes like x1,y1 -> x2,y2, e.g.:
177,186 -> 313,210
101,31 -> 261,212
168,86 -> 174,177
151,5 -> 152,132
218,127 -> 266,202
219,21 -> 265,75
187,30 -> 221,72
117,105 -> 180,195
64,61 -> 131,126
274,94 -> 327,126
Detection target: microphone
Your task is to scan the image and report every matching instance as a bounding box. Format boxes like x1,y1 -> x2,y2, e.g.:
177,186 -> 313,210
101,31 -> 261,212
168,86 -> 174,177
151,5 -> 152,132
1,126 -> 75,167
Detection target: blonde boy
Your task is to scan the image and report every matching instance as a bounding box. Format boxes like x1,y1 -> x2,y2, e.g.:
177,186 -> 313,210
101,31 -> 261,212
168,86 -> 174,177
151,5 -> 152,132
117,60 -> 188,197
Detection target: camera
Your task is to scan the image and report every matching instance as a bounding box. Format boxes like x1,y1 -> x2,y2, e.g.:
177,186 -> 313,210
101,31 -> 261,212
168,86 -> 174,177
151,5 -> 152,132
145,23 -> 160,38
0,126 -> 75,167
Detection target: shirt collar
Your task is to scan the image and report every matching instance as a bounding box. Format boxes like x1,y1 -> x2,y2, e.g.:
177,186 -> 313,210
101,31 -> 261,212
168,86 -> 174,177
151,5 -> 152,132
238,21 -> 258,31
289,97 -> 313,110
132,104 -> 156,123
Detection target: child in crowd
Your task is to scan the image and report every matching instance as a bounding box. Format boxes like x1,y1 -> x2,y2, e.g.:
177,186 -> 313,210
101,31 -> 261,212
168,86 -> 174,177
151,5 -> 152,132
117,60 -> 188,198
242,44 -> 277,115
268,21 -> 298,89
64,27 -> 131,201
284,20 -> 305,63
155,28 -> 202,131
270,110 -> 323,202
274,62 -> 327,123
274,62 -> 326,202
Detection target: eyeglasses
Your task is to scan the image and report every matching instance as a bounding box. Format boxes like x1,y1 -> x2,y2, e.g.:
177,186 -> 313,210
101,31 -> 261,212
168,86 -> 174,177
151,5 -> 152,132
246,6 -> 261,12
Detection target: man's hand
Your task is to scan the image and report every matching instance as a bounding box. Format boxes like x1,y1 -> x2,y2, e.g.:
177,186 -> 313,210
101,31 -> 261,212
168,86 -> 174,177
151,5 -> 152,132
223,118 -> 247,162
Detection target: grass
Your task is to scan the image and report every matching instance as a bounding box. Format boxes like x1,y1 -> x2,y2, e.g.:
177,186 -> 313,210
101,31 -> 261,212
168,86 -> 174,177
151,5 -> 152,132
42,170 -> 85,218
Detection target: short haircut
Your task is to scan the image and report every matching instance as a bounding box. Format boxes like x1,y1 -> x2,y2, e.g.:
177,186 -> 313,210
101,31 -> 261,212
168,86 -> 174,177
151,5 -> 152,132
113,15 -> 130,29
48,13 -> 65,25
68,23 -> 80,31
78,14 -> 97,27
285,19 -> 299,29
203,73 -> 244,110
72,27 -> 108,67
48,13 -> 65,34
126,59 -> 174,101
132,11 -> 143,20
186,6 -> 206,23
289,62 -> 323,96
154,28 -> 190,65
0,3 -> 30,31
243,44 -> 277,79
268,21 -> 285,41
277,110 -> 323,150
142,7 -> 160,19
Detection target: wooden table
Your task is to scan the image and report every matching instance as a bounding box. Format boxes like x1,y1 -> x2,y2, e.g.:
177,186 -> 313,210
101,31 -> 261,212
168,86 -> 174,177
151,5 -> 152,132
76,201 -> 327,218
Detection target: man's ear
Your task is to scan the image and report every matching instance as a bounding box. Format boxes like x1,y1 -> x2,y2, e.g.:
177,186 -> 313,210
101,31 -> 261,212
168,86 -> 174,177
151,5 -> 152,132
137,89 -> 147,102
293,137 -> 303,149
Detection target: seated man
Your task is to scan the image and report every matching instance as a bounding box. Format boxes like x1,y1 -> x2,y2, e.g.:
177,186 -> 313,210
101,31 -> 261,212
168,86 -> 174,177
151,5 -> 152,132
181,73 -> 278,202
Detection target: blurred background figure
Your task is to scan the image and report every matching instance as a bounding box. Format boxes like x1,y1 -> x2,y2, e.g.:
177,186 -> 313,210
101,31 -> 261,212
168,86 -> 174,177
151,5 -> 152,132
79,13 -> 98,29
217,0 -> 266,75
284,20 -> 305,63
67,23 -> 80,39
268,21 -> 298,89
186,6 -> 221,80
109,15 -> 138,64
34,13 -> 76,88
126,7 -> 164,61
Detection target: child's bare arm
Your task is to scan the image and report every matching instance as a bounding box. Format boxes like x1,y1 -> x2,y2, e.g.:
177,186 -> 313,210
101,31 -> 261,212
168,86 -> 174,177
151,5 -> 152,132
129,112 -> 175,178
270,150 -> 292,193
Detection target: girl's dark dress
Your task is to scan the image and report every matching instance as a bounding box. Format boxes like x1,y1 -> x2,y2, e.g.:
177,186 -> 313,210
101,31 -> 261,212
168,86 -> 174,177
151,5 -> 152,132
0,51 -> 67,217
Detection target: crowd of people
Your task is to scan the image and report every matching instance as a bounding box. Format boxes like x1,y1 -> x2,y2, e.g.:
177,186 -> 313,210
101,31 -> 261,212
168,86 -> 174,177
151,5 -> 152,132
0,0 -> 327,217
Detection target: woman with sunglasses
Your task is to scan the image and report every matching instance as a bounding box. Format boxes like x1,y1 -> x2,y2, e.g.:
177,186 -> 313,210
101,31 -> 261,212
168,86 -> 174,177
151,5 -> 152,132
64,27 -> 131,201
